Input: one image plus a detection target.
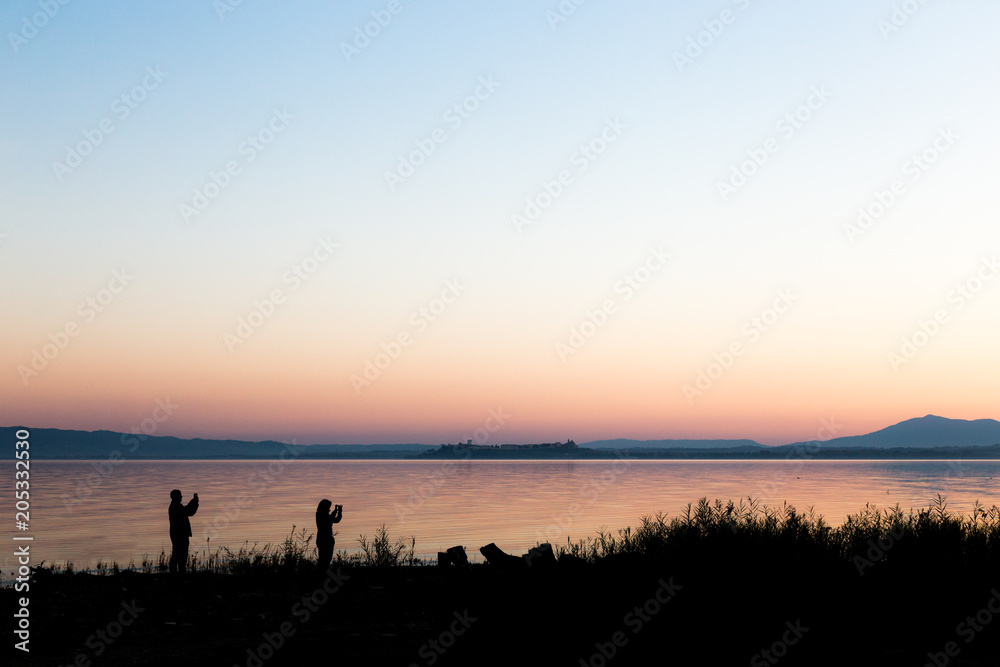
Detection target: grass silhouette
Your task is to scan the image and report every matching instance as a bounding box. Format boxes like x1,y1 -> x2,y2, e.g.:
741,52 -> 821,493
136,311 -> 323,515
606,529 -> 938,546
557,495 -> 1000,568
17,496 -> 1000,665
31,495 -> 998,577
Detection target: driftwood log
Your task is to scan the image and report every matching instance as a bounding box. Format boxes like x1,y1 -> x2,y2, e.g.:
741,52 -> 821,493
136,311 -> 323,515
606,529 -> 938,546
438,545 -> 470,567
479,543 -> 526,570
480,542 -> 591,571
523,543 -> 557,568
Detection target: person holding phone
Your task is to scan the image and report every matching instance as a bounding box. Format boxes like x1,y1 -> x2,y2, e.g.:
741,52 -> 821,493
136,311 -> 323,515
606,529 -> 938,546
315,499 -> 343,570
168,489 -> 199,574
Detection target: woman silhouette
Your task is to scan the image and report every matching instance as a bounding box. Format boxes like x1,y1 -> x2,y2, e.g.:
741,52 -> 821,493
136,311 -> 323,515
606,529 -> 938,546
315,499 -> 343,570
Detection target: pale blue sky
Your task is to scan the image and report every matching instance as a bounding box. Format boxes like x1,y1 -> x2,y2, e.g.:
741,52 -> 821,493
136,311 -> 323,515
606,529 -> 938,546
3,0 -> 999,443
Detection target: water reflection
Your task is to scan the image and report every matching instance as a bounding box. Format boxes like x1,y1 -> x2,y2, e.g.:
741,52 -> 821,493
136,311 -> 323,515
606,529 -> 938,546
6,459 -> 997,571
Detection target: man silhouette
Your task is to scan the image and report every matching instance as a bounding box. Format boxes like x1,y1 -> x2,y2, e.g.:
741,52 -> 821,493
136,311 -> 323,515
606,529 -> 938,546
169,489 -> 199,573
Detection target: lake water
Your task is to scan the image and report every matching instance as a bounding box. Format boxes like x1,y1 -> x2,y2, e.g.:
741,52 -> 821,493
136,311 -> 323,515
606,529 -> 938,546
5,459 -> 999,573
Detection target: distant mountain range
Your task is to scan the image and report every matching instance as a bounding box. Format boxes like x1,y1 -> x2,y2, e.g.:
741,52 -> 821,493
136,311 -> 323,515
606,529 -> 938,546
0,427 -> 432,459
2,415 -> 998,459
778,415 -> 1000,450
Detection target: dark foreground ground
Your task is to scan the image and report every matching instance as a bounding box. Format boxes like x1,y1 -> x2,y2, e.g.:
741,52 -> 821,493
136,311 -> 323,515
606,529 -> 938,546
7,551 -> 1000,667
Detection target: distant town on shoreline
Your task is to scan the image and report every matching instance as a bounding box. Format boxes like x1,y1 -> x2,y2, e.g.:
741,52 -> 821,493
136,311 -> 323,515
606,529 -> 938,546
3,415 -> 999,461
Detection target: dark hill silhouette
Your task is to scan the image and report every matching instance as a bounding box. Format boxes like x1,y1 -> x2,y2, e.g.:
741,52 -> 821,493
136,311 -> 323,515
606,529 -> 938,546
0,426 -> 432,459
779,415 -> 1000,450
3,415 -> 998,459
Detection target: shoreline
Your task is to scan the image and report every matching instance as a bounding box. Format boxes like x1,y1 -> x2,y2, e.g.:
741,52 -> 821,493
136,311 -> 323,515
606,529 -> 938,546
7,497 -> 1000,666
15,447 -> 1000,460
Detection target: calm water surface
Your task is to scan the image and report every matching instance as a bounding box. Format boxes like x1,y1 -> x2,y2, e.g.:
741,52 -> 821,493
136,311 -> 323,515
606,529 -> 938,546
4,459 -> 998,573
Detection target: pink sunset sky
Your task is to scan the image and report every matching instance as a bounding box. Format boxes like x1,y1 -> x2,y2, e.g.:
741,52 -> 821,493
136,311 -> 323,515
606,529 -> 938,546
3,1 -> 999,446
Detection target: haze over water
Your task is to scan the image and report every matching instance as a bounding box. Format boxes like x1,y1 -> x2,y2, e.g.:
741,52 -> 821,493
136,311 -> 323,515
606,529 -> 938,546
7,459 -> 997,572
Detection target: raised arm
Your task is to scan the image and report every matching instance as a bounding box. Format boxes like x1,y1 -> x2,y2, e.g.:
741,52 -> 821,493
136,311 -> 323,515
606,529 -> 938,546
186,496 -> 199,516
332,506 -> 342,523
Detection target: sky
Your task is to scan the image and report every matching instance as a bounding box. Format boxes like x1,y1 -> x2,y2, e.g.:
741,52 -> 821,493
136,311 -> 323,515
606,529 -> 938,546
2,0 -> 999,446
